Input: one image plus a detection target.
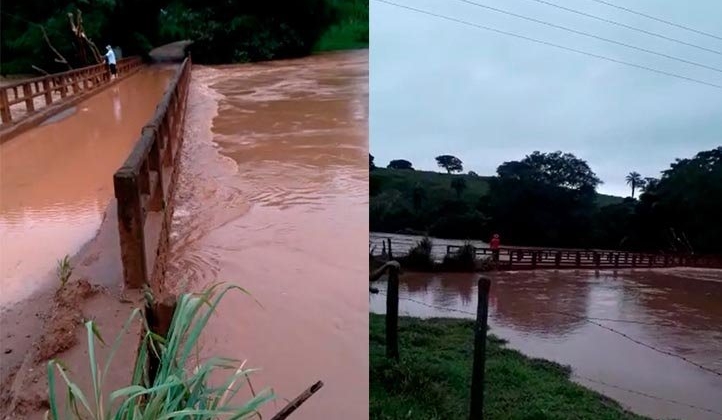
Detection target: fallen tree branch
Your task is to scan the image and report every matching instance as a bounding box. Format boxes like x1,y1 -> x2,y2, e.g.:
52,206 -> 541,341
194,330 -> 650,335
40,26 -> 72,70
269,380 -> 324,420
67,10 -> 103,64
31,65 -> 50,75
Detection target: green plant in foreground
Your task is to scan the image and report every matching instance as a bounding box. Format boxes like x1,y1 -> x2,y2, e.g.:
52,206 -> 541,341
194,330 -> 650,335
57,255 -> 73,288
47,284 -> 273,420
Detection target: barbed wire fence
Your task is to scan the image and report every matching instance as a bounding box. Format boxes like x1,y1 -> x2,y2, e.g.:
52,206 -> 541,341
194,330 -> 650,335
372,290 -> 722,417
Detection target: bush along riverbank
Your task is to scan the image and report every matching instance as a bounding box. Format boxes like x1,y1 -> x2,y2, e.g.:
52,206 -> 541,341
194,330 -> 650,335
369,314 -> 650,420
374,237 -> 489,273
314,0 -> 369,51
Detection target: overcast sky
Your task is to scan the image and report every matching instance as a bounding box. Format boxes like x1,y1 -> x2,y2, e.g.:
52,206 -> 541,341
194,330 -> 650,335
370,0 -> 722,196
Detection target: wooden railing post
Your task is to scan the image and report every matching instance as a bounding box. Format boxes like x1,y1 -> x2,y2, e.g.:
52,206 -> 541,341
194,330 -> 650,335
575,251 -> 581,267
42,79 -> 52,105
387,238 -> 393,259
22,84 -> 34,113
114,172 -> 148,288
0,89 -> 11,123
386,264 -> 400,360
555,251 -> 562,267
469,276 -> 491,420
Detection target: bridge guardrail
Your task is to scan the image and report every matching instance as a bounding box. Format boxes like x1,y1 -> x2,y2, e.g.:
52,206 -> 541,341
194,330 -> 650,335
371,237 -> 719,270
114,56 -> 191,288
0,57 -> 143,126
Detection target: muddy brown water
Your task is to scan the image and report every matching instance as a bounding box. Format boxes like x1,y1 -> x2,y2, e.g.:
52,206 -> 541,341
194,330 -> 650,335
371,268 -> 722,420
0,67 -> 173,385
165,51 -> 368,419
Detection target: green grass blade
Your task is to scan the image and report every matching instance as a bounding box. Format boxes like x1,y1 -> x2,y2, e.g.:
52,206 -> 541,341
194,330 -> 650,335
46,361 -> 60,420
54,359 -> 94,416
86,321 -> 102,419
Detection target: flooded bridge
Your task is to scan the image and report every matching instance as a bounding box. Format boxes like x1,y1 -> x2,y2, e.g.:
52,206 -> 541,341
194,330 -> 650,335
1,51 -> 369,420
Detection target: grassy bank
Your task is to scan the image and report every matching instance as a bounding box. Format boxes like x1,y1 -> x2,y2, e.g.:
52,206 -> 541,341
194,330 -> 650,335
370,314 -> 648,419
314,0 -> 369,51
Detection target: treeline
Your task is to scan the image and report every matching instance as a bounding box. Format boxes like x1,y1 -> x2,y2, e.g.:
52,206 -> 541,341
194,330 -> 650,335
370,147 -> 722,254
1,0 -> 368,75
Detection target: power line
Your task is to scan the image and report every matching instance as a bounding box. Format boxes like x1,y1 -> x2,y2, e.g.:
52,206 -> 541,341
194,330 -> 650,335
374,0 -> 722,90
452,0 -> 722,74
585,0 -> 722,42
518,0 -> 722,56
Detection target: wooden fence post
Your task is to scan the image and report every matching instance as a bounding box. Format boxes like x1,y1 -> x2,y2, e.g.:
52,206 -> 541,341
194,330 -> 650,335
387,238 -> 393,259
469,276 -> 491,420
386,264 -> 400,360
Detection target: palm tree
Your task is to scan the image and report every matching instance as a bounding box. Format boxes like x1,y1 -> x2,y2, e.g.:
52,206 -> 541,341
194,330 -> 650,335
625,172 -> 643,198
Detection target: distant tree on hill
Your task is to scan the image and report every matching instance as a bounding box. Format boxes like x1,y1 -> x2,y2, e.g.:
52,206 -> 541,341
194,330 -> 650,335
642,177 -> 659,192
451,178 -> 467,198
468,171 -> 479,177
388,159 -> 414,170
625,172 -> 643,197
436,155 -> 463,174
370,154 -> 376,170
498,151 -> 602,191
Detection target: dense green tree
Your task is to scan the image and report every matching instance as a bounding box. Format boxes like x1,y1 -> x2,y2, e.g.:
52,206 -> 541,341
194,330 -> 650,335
633,147 -> 722,253
435,155 -> 463,174
1,0 -> 364,74
369,154 -> 376,170
387,159 -> 414,170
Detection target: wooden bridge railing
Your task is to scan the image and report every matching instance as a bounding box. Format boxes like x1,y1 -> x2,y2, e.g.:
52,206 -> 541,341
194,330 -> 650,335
113,56 -> 191,288
445,244 -> 701,270
0,57 -> 143,126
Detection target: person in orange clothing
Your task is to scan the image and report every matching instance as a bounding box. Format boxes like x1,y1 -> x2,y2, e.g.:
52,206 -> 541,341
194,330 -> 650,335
490,233 -> 501,264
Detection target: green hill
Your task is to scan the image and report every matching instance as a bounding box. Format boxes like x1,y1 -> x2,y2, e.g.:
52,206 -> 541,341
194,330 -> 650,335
371,168 -> 623,209
370,167 -> 626,244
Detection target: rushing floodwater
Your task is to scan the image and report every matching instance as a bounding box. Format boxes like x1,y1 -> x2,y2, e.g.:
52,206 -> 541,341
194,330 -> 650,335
0,68 -> 172,308
165,51 -> 368,419
370,269 -> 722,420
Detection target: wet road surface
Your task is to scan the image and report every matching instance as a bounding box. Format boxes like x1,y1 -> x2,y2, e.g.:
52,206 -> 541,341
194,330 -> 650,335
0,67 -> 172,307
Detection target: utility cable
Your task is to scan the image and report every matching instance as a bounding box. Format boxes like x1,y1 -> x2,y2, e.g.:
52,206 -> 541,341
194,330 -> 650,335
585,0 -> 722,42
374,0 -> 722,90
517,0 -> 722,56
452,0 -> 722,74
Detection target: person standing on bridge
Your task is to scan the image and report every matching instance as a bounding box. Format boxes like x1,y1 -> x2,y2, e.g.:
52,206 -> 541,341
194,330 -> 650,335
490,233 -> 501,264
105,45 -> 117,80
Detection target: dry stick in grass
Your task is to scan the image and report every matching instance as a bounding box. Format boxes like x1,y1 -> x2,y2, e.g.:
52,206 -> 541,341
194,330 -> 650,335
269,381 -> 324,420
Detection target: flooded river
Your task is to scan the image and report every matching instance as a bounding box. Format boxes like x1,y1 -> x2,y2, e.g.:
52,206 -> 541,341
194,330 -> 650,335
0,67 -> 172,307
371,269 -> 722,419
166,51 -> 368,419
